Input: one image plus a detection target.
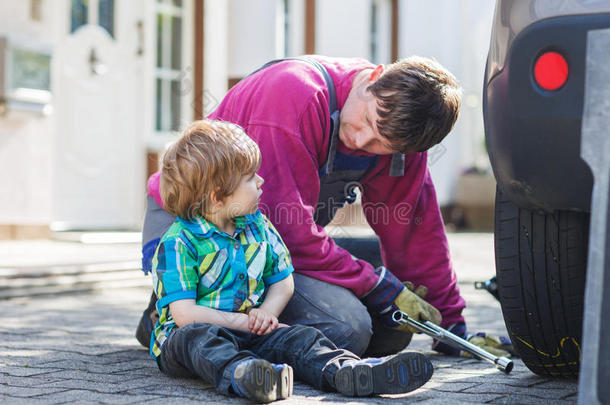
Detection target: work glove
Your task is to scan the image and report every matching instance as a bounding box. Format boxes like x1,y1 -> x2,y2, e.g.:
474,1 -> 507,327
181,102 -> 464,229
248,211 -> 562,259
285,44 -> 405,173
361,266 -> 442,334
432,322 -> 517,358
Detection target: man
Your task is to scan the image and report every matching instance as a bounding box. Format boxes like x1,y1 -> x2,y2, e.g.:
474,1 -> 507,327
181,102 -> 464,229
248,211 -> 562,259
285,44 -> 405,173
137,55 -> 513,359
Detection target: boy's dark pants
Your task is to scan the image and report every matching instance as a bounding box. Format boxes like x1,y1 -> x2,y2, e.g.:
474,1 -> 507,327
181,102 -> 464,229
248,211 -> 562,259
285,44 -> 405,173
158,323 -> 360,395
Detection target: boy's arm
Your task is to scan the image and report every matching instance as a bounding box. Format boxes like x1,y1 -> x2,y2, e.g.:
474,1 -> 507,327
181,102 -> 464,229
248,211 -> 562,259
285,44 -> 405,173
169,299 -> 250,332
258,274 -> 294,318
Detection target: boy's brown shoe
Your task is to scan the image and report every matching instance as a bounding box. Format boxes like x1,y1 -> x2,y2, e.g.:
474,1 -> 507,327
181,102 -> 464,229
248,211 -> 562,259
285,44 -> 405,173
231,359 -> 293,403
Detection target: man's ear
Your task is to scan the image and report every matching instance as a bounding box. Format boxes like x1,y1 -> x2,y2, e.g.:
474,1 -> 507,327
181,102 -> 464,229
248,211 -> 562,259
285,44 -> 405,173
368,64 -> 384,82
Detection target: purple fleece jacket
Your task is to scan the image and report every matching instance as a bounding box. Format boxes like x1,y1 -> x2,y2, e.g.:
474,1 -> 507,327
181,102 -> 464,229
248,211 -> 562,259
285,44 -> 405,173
148,55 -> 465,327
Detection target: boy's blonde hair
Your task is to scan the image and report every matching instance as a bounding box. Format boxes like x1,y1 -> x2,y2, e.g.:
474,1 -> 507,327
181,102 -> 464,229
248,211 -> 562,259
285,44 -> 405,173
160,120 -> 261,220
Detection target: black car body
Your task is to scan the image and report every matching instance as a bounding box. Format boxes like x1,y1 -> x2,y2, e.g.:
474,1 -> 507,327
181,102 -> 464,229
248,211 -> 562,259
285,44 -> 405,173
483,0 -> 610,384
485,0 -> 610,213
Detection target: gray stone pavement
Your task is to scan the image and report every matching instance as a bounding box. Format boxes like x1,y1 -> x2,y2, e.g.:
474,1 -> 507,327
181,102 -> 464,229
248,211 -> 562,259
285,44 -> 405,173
0,233 -> 578,404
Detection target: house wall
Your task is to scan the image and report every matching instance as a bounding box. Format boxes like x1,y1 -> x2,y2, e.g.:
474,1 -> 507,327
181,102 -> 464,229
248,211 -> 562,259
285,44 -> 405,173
228,0 -> 283,79
0,1 -> 60,233
398,0 -> 495,205
315,0 -> 370,58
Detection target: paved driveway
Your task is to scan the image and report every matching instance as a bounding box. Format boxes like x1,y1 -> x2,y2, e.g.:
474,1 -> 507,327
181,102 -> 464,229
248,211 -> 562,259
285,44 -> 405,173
0,233 -> 578,404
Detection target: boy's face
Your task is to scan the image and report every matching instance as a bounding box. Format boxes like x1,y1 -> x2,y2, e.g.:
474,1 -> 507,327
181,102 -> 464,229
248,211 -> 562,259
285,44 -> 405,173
223,172 -> 264,218
339,69 -> 396,155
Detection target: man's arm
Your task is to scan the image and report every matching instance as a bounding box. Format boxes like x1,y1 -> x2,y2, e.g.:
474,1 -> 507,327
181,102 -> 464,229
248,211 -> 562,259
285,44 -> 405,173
169,299 -> 250,331
361,151 -> 466,328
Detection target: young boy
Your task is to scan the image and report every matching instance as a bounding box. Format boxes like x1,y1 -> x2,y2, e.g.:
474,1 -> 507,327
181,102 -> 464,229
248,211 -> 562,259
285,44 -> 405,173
149,119 -> 434,403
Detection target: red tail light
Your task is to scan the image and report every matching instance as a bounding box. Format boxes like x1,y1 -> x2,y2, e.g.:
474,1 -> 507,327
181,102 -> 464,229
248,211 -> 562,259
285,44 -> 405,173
534,51 -> 568,91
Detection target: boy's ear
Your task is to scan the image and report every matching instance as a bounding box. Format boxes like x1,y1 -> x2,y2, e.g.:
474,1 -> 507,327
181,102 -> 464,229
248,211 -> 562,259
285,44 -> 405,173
368,64 -> 384,82
210,188 -> 223,206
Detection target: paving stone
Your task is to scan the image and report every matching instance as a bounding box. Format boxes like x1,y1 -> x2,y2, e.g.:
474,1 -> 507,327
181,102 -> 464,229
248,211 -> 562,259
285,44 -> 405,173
0,365 -> 62,377
0,385 -> 66,398
461,383 -> 577,399
36,369 -> 144,385
424,381 -> 479,392
533,379 -> 580,389
0,393 -> 52,404
34,389 -> 161,404
488,393 -> 577,404
0,373 -> 67,387
36,359 -> 153,374
36,376 -> 153,394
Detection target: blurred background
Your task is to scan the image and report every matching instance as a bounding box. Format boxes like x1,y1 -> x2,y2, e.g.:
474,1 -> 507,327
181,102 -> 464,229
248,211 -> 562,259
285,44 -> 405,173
0,0 -> 497,239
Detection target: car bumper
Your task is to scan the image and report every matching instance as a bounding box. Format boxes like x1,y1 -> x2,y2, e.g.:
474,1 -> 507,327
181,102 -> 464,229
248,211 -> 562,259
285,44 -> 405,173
484,13 -> 610,212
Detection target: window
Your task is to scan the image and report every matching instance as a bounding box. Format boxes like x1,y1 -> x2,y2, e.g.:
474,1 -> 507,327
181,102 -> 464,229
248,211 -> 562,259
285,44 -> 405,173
283,0 -> 291,56
70,0 -> 88,33
98,0 -> 114,37
30,0 -> 43,22
154,0 -> 185,133
70,0 -> 115,38
370,0 -> 379,63
369,0 -> 391,64
280,0 -> 304,57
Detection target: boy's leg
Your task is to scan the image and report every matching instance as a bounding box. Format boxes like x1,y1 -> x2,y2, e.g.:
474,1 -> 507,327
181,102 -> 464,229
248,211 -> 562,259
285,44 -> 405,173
249,324 -> 360,391
250,325 -> 433,396
135,196 -> 175,348
160,323 -> 293,402
159,323 -> 256,395
279,273 -> 412,357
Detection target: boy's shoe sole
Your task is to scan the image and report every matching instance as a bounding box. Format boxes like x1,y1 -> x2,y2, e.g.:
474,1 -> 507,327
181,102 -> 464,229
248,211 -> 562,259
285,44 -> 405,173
135,292 -> 158,348
334,351 -> 433,397
233,360 -> 293,403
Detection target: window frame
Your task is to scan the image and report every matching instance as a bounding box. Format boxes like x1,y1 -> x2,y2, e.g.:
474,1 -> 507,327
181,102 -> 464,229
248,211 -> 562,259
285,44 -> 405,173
149,0 -> 194,150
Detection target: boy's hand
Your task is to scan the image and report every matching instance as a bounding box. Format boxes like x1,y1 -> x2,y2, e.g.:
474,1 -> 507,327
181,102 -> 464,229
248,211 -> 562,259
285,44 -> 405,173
247,308 -> 278,335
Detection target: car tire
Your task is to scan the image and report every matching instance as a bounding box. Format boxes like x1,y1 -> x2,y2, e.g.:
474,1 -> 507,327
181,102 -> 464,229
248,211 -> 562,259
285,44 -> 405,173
494,186 -> 588,378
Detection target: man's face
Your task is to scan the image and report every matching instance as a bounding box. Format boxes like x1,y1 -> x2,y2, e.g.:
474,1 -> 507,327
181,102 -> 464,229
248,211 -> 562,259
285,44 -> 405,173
339,85 -> 396,155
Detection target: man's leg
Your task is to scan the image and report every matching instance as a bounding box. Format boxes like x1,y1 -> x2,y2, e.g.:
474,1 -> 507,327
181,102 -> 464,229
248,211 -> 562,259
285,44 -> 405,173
364,312 -> 413,357
281,248 -> 412,356
135,196 -> 176,348
333,237 -> 413,356
278,273 -> 374,356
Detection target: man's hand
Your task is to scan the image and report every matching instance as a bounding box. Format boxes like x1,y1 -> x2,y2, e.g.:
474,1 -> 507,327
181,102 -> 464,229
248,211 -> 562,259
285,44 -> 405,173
361,267 -> 442,334
432,322 -> 517,358
247,308 -> 279,335
393,282 -> 442,333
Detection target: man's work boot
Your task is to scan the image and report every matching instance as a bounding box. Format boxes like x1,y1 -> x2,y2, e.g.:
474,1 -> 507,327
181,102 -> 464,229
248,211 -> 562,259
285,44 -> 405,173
334,351 -> 433,397
135,292 -> 158,348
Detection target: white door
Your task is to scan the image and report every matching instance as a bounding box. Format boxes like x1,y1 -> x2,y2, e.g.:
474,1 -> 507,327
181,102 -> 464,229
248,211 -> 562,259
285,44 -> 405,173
52,0 -> 145,230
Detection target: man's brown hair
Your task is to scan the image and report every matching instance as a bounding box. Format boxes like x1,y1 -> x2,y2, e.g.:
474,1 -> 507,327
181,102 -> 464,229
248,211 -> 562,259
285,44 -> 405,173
160,120 -> 261,220
368,55 -> 462,153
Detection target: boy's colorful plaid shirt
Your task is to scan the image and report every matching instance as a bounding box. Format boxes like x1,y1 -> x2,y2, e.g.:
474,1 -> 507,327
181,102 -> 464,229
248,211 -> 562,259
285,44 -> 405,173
149,210 -> 294,360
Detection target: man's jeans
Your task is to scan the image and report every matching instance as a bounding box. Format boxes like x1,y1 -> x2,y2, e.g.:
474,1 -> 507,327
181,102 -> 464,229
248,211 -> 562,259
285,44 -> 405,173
158,323 -> 359,395
142,196 -> 412,357
279,273 -> 412,357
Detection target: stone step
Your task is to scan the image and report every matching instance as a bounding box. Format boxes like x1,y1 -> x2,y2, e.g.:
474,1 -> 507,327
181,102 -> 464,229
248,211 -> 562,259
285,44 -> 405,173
0,261 -> 149,299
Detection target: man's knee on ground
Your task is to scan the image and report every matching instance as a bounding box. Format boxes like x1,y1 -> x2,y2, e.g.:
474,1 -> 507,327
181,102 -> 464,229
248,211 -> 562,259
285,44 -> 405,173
322,307 -> 373,357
